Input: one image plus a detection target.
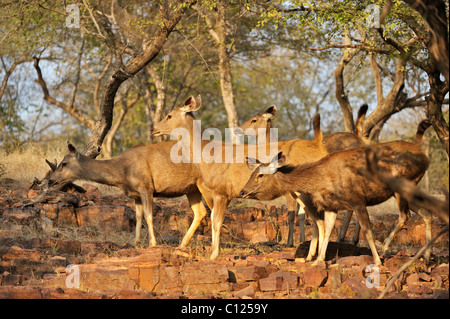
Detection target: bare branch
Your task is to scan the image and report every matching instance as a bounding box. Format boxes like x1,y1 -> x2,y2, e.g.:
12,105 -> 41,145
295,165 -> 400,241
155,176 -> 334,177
33,57 -> 95,130
370,53 -> 383,107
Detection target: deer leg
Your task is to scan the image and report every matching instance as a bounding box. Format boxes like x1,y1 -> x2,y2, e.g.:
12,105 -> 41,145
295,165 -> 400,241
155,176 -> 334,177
134,199 -> 144,247
141,192 -> 157,246
298,202 -> 306,243
307,217 -> 319,261
210,196 -> 230,260
352,220 -> 360,246
314,211 -> 337,265
354,206 -> 381,265
382,194 -> 411,255
410,204 -> 432,261
297,194 -> 322,261
180,191 -> 208,248
286,194 -> 297,247
336,210 -> 352,243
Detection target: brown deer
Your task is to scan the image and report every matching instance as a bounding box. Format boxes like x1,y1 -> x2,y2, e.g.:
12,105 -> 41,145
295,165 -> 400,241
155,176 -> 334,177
47,138 -> 208,250
152,96 -> 328,259
234,105 -> 304,246
240,120 -> 432,265
236,104 -> 370,245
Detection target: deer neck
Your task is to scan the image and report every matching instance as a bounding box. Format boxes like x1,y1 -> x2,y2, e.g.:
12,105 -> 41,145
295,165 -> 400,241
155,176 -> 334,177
275,164 -> 318,195
256,121 -> 273,145
77,156 -> 124,187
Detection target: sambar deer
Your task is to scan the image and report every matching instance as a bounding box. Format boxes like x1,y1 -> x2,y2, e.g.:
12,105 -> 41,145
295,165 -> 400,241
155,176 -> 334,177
152,96 -> 328,260
235,105 -> 305,246
240,120 -> 432,265
236,104 -> 370,245
47,138 -> 208,249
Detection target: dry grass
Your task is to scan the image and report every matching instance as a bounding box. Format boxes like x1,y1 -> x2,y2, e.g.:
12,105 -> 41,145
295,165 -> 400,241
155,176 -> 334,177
0,141 -> 121,195
1,141 -> 68,182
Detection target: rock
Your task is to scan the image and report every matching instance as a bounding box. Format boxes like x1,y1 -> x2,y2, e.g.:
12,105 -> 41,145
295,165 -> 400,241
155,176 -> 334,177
56,206 -> 77,226
406,273 -> 420,285
407,283 -> 433,295
75,205 -> 134,231
0,286 -> 43,299
417,272 -> 432,282
341,276 -> 378,298
2,207 -> 37,224
251,233 -> 270,244
27,189 -> 41,199
234,283 -> 256,298
259,271 -> 299,292
336,255 -> 374,269
1,246 -> 43,262
230,265 -> 269,282
325,265 -> 342,289
302,268 -> 328,288
430,263 -> 449,278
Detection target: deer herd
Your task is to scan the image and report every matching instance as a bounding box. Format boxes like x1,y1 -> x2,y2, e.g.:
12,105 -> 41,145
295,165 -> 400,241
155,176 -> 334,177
47,95 -> 433,266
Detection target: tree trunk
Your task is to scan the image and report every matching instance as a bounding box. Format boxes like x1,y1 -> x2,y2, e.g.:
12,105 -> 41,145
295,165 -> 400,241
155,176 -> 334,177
199,0 -> 239,130
363,58 -> 407,141
426,69 -> 449,156
403,0 -> 449,83
146,64 -> 166,143
334,32 -> 358,133
216,0 -> 238,129
82,1 -> 194,158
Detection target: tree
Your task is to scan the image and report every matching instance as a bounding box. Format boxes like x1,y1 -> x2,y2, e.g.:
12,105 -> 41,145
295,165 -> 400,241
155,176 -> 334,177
195,0 -> 240,129
255,0 -> 449,154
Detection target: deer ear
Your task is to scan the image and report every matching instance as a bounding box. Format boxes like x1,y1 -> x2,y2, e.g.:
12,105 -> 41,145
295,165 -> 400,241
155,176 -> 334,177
179,95 -> 201,113
192,94 -> 202,111
67,142 -> 77,154
271,151 -> 286,167
245,157 -> 261,171
263,105 -> 278,119
45,159 -> 57,172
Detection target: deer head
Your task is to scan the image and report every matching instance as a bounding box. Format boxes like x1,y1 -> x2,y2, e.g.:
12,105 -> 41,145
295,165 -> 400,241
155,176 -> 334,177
47,142 -> 87,188
239,151 -> 286,199
152,95 -> 202,136
234,105 -> 278,137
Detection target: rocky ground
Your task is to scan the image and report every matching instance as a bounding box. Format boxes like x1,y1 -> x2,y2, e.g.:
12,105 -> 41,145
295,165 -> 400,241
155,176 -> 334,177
0,177 -> 448,299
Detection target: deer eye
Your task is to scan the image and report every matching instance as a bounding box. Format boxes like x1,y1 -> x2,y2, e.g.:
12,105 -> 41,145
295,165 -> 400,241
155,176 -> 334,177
167,114 -> 172,120
61,162 -> 67,168
258,173 -> 264,179
251,119 -> 257,123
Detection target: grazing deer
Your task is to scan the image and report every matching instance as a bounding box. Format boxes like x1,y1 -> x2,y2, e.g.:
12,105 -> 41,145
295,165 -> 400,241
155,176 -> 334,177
47,140 -> 208,249
240,120 -> 432,265
236,104 -> 370,246
152,96 -> 327,259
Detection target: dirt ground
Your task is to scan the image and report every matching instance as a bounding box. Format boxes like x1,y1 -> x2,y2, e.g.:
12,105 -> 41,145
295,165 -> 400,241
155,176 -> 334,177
0,178 -> 448,299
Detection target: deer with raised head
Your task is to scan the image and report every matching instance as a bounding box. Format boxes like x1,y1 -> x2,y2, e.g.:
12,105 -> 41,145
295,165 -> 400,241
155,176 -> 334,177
240,120 -> 432,265
234,105 -> 304,246
152,96 -> 328,260
47,129 -> 208,249
236,104 -> 370,246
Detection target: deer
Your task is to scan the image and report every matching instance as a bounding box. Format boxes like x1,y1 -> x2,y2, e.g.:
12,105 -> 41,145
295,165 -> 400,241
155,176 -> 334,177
152,96 -> 328,260
234,105 -> 305,246
236,104 -> 371,246
240,119 -> 432,265
46,134 -> 209,251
